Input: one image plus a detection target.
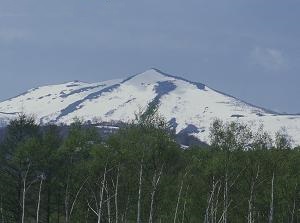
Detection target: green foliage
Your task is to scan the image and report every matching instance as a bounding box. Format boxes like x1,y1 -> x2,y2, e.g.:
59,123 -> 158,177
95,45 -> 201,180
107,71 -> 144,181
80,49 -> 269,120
0,116 -> 300,223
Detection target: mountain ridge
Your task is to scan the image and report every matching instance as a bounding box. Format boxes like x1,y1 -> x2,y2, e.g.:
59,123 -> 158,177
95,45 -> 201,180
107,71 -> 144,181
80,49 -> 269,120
149,68 -> 280,115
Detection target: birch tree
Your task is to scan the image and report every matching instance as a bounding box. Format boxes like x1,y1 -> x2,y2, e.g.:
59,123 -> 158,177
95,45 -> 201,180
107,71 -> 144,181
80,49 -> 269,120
268,172 -> 275,223
148,164 -> 164,223
247,166 -> 260,223
36,174 -> 46,223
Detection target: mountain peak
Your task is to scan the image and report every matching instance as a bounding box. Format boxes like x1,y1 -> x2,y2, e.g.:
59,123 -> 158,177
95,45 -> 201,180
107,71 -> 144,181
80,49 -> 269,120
122,69 -> 171,85
139,68 -> 207,90
139,68 -> 169,77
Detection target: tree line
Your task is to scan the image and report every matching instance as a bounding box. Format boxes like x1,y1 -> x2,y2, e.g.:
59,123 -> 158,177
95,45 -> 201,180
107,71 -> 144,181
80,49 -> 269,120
0,113 -> 300,223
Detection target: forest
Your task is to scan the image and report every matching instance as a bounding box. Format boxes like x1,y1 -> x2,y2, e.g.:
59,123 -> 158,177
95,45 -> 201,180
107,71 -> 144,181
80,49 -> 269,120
0,112 -> 300,223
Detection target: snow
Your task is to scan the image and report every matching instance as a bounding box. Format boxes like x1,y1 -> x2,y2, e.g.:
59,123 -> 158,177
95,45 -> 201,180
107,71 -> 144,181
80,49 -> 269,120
96,125 -> 120,130
0,79 -> 122,124
0,69 -> 300,146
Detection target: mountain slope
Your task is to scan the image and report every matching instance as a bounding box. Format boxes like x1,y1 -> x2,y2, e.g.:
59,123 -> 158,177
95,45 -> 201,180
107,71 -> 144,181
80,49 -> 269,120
1,69 -> 300,146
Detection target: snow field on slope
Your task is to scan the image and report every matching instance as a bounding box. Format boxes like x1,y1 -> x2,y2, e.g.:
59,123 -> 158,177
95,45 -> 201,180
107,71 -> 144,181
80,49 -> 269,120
0,79 -> 122,123
0,69 -> 299,146
58,70 -> 173,124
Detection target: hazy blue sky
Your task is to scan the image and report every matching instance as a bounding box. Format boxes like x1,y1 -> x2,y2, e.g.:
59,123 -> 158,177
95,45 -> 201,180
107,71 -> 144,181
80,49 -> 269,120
0,0 -> 299,113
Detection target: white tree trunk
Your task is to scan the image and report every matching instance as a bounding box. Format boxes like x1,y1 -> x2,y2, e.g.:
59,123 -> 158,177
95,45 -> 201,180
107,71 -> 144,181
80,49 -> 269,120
181,200 -> 187,223
98,165 -> 107,223
65,176 -> 88,223
268,172 -> 275,223
65,173 -> 70,223
291,197 -> 295,223
106,182 -> 111,223
137,158 -> 143,223
21,162 -> 31,223
174,179 -> 184,223
204,177 -> 219,223
115,165 -> 120,223
148,165 -> 163,223
36,175 -> 45,223
223,172 -> 228,223
181,185 -> 189,223
248,166 -> 259,223
213,184 -> 221,223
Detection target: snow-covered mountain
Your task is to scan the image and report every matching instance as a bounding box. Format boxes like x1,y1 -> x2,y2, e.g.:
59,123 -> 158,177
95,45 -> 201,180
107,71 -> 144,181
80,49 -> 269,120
0,69 -> 300,146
